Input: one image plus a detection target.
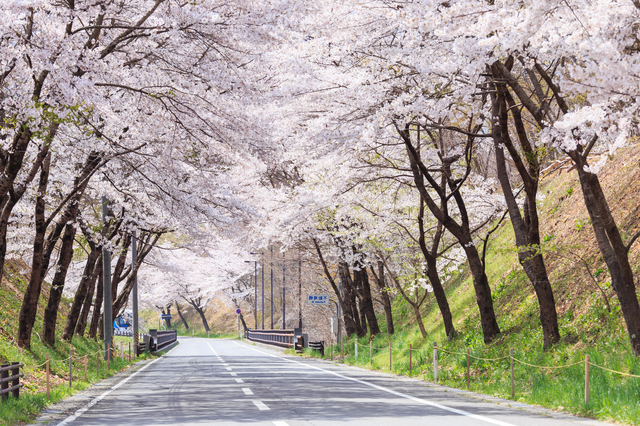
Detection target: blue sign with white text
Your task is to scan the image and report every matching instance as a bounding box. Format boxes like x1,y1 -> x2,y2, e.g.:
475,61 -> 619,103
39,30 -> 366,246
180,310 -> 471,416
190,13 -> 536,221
307,294 -> 329,305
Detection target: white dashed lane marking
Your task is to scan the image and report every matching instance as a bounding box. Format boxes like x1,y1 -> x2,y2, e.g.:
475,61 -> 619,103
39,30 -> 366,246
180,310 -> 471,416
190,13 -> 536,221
252,400 -> 269,411
235,378 -> 244,383
242,388 -> 254,395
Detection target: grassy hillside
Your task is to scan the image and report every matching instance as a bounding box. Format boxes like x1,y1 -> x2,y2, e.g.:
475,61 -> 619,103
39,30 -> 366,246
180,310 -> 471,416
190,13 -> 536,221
316,143 -> 640,425
0,259 -> 152,426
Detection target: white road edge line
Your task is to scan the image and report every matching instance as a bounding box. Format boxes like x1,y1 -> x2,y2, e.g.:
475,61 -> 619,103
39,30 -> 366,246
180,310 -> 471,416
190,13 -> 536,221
273,422 -> 289,426
234,341 -> 515,426
242,388 -> 254,395
55,357 -> 162,426
252,400 -> 270,411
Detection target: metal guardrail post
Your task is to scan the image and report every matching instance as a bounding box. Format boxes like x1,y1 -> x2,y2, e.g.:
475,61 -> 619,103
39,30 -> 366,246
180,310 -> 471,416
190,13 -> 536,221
69,347 -> 73,388
46,354 -> 50,399
409,344 -> 412,375
585,354 -> 590,405
433,342 -> 438,383
510,348 -> 514,398
466,348 -> 470,389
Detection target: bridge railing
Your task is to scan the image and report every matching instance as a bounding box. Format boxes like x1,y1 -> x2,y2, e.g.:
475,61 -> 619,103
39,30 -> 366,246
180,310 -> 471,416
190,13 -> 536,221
148,329 -> 177,352
246,329 -> 298,348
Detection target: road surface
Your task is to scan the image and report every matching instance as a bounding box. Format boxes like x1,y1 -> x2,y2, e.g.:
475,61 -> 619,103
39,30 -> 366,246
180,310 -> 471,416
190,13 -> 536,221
50,337 -> 610,426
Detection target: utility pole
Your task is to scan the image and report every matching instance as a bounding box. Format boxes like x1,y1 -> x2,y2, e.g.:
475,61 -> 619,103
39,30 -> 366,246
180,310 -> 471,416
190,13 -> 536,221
253,259 -> 257,329
101,196 -> 112,361
298,250 -> 302,329
132,233 -> 139,357
261,254 -> 265,330
282,252 -> 286,329
270,245 -> 274,329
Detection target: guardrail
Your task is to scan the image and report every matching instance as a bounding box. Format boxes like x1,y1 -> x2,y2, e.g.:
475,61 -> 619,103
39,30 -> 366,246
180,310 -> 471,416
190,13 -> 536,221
308,341 -> 325,356
0,362 -> 24,402
148,329 -> 177,352
246,329 -> 296,348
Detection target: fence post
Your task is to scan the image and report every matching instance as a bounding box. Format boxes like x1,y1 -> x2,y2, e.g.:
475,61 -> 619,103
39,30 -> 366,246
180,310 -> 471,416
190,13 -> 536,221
129,341 -> 131,362
341,341 -> 344,360
433,342 -> 438,383
510,348 -> 514,398
11,362 -> 19,399
96,351 -> 100,377
370,341 -> 372,364
69,347 -> 73,388
389,342 -> 392,371
355,341 -> 358,360
466,348 -> 470,389
121,343 -> 124,362
409,344 -> 412,375
1,363 -> 8,402
585,354 -> 590,405
84,355 -> 88,382
46,354 -> 50,399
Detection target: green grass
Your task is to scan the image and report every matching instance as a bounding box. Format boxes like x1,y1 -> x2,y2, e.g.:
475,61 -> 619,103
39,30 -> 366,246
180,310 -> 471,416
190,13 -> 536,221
299,188 -> 640,424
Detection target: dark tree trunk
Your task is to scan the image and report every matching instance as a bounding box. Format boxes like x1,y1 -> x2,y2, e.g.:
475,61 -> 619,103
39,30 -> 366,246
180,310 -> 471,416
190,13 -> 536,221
110,235 -> 132,312
238,313 -> 248,332
165,305 -> 172,329
312,238 -> 359,336
338,261 -> 365,337
0,142 -> 50,281
75,263 -> 98,337
43,222 -> 77,345
63,247 -> 100,341
188,299 -> 210,332
89,271 -> 104,339
370,260 -> 394,335
489,65 -> 560,350
354,268 -> 380,335
399,127 -> 500,343
418,197 -> 455,340
572,152 -> 640,355
175,302 -> 189,330
17,153 -> 51,350
112,231 -> 161,318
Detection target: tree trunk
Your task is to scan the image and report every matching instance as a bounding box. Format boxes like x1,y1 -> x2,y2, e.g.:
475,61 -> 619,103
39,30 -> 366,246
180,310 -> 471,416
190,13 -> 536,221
399,125 -> 500,343
175,302 -> 189,330
411,302 -> 428,338
17,153 -> 51,350
338,261 -> 365,337
89,271 -> 104,339
75,263 -> 98,337
165,305 -> 172,329
354,268 -> 380,335
64,247 -> 100,340
43,222 -> 77,345
425,255 -> 455,340
371,261 -> 394,335
490,78 -> 560,350
417,197 -> 456,340
191,301 -> 210,332
572,153 -> 640,355
312,238 -> 359,336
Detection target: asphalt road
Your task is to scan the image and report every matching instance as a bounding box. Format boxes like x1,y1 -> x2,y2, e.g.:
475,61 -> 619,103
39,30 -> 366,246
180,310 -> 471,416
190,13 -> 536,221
51,337 -> 611,426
